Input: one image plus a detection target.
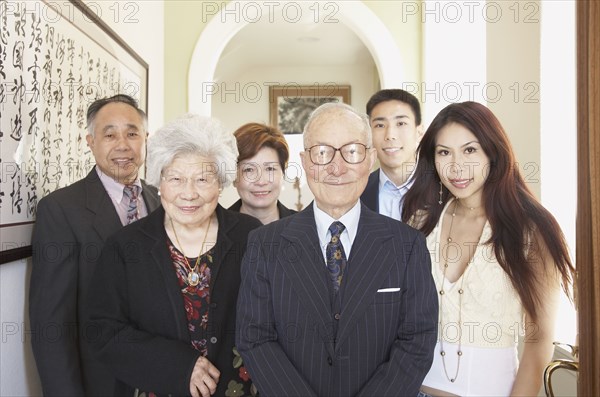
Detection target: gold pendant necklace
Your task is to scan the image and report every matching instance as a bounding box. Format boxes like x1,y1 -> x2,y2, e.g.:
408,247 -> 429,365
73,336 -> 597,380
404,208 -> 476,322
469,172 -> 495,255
170,216 -> 212,287
439,199 -> 468,383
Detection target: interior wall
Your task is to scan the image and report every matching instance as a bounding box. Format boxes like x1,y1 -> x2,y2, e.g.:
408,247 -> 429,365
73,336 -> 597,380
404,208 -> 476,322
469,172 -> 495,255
0,259 -> 41,395
0,1 -> 165,395
164,1 -> 422,121
164,1 -> 214,121
486,0 -> 541,199
83,0 -> 166,133
174,0 -> 420,211
212,65 -> 377,133
363,1 -> 422,91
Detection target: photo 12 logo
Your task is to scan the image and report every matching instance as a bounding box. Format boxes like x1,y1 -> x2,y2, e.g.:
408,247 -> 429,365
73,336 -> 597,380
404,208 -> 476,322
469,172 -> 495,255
401,1 -> 540,24
1,1 -> 141,24
402,81 -> 539,104
200,1 -> 340,24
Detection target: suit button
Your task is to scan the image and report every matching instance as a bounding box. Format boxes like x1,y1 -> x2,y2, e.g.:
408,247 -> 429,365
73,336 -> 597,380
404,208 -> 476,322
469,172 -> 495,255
210,302 -> 217,308
327,356 -> 333,366
334,313 -> 340,320
210,337 -> 218,344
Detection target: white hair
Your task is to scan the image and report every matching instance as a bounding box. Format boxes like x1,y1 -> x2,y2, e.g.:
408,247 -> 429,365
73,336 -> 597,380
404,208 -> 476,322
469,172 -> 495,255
302,102 -> 372,148
146,114 -> 238,187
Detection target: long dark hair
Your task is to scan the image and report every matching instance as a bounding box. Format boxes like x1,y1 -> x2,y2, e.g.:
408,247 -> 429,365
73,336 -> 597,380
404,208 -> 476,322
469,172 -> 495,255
402,101 -> 575,320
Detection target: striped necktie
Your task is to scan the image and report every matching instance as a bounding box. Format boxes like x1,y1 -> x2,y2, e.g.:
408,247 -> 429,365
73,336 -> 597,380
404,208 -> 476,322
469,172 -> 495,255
123,185 -> 140,224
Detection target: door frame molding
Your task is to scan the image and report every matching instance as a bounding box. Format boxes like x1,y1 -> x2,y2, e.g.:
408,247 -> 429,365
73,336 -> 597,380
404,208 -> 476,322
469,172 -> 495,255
577,1 -> 600,395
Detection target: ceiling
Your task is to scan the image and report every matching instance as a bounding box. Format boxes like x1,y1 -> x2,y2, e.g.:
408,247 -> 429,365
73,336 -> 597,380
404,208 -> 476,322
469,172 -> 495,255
214,9 -> 374,81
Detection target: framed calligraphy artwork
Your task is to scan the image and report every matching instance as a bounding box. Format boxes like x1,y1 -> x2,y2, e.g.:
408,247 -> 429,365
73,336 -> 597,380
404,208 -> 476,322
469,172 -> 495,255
0,0 -> 148,264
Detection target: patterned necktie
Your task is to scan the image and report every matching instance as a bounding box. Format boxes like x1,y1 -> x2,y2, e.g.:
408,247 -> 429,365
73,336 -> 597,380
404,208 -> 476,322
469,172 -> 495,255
326,221 -> 347,293
123,185 -> 140,224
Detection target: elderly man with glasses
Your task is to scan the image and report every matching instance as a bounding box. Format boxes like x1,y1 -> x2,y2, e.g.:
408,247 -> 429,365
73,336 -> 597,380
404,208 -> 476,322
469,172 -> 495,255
236,102 -> 438,397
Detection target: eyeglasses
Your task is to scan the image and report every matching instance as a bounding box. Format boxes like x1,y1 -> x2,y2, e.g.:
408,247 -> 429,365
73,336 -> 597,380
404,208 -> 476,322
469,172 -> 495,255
161,174 -> 217,188
305,143 -> 369,165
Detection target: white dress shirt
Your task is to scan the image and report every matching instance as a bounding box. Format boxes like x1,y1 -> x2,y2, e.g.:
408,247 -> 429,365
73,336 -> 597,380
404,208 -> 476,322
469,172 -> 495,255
378,168 -> 415,221
313,200 -> 361,263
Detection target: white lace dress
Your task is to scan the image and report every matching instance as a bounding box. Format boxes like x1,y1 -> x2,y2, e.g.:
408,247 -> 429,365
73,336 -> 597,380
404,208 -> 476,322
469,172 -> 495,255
421,199 -> 524,396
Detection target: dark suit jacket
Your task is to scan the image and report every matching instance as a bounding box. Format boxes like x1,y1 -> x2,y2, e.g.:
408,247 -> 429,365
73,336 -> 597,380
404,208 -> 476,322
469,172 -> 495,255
86,205 -> 261,396
360,169 -> 380,213
228,199 -> 296,221
29,168 -> 160,396
236,203 -> 438,397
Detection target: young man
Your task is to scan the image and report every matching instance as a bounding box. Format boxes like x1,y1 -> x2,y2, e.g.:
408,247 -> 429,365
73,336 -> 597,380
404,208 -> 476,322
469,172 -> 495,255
29,95 -> 160,396
360,89 -> 424,220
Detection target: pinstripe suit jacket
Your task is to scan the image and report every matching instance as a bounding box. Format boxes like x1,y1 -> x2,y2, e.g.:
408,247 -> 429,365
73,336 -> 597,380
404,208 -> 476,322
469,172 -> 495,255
236,203 -> 438,397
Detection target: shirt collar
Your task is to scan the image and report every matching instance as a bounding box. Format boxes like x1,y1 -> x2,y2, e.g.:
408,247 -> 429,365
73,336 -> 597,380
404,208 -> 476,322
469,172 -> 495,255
313,200 -> 361,246
95,167 -> 143,203
378,168 -> 416,192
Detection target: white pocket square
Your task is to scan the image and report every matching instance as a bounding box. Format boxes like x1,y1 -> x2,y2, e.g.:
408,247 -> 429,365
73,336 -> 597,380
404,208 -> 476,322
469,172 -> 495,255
377,287 -> 401,293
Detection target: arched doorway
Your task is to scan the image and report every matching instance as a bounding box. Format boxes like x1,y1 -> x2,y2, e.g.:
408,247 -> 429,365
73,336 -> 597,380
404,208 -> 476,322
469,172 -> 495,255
187,1 -> 404,115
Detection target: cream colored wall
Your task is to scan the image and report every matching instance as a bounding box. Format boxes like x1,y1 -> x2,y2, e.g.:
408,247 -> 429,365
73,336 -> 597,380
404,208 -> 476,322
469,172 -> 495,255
212,64 -> 377,132
164,0 -> 420,210
0,260 -> 42,395
363,0 -> 422,88
164,1 -> 423,121
87,0 -> 166,132
487,0 -> 541,199
165,1 -> 215,121
0,2 -> 165,395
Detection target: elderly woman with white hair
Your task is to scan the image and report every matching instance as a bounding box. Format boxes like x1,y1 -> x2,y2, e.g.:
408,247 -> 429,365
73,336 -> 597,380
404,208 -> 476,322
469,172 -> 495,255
86,114 -> 261,397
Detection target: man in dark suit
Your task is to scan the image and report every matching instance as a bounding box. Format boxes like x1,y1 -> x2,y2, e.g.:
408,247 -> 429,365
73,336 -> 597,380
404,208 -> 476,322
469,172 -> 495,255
361,89 -> 424,220
29,94 -> 160,396
236,102 -> 438,396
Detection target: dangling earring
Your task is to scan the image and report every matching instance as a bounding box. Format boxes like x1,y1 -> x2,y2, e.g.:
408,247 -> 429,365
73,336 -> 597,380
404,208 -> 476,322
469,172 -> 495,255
158,190 -> 161,196
438,181 -> 443,205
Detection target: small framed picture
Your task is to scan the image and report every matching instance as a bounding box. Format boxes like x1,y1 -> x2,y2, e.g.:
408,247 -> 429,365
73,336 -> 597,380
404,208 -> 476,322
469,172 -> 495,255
269,84 -> 351,134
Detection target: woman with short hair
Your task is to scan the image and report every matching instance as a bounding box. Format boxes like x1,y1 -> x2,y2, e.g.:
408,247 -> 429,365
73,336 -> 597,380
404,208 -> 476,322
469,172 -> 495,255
87,114 -> 261,397
229,122 -> 296,224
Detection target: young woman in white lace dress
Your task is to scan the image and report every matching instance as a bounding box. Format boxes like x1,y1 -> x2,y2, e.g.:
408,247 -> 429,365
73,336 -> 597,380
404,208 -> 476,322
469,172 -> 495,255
402,102 -> 575,397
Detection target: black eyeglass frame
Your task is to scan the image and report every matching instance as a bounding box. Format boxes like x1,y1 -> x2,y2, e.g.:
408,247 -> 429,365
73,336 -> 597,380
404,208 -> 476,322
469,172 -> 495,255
304,143 -> 370,165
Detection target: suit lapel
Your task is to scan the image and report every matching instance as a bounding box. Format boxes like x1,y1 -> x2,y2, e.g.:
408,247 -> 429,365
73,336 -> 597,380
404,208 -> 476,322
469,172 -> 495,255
141,180 -> 160,212
279,204 -> 334,351
145,207 -> 189,341
208,205 -> 234,294
85,169 -> 122,240
277,200 -> 296,218
335,206 -> 395,350
86,170 -> 159,240
360,170 -> 380,213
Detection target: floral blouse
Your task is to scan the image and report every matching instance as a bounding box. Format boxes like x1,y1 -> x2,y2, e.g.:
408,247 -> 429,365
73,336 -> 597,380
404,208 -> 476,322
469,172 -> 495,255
170,242 -> 213,357
166,240 -> 256,397
134,240 -> 256,397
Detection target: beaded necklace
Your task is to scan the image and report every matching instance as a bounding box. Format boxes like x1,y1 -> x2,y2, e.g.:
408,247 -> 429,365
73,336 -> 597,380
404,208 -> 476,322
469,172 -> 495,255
170,216 -> 211,286
439,199 -> 467,383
